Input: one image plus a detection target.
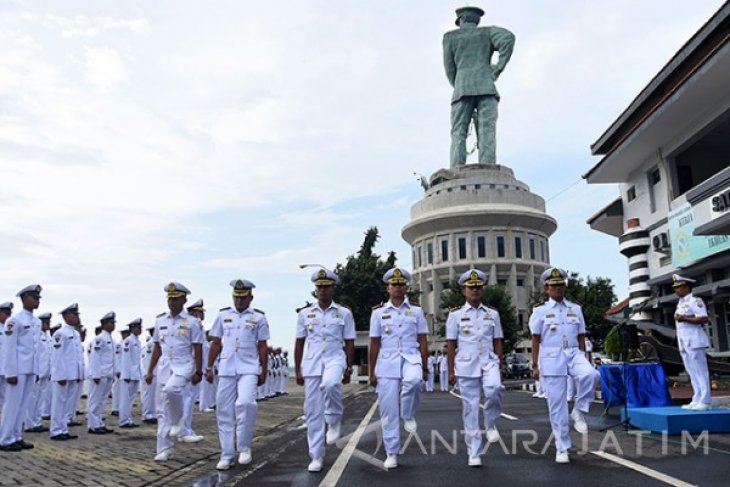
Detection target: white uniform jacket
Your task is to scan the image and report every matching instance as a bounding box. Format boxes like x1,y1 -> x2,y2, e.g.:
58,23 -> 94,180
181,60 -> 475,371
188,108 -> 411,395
529,298 -> 586,376
370,300 -> 428,379
675,293 -> 710,350
446,303 -> 503,378
153,310 -> 204,378
3,309 -> 41,377
51,325 -> 84,381
88,330 -> 115,379
37,331 -> 53,379
296,302 -> 355,377
210,307 -> 269,377
120,334 -> 142,381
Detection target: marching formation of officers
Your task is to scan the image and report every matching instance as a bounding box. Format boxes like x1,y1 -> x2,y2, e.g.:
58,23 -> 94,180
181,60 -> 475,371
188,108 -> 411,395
0,265 -> 603,471
0,282 -> 289,460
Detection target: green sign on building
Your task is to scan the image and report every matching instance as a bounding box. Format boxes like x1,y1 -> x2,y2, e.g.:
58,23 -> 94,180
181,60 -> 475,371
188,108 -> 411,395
669,202 -> 730,267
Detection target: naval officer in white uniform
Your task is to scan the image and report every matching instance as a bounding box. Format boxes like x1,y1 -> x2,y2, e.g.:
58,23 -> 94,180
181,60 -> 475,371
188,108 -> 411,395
145,282 -> 204,461
530,268 -> 598,464
207,279 -> 269,470
49,303 -> 84,441
673,274 -> 712,410
369,268 -> 429,470
0,285 -> 42,452
295,269 -> 356,472
446,269 -> 504,467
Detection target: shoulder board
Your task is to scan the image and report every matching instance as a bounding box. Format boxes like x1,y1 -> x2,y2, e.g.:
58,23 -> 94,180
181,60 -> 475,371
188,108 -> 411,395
409,299 -> 420,306
371,302 -> 384,310
254,308 -> 265,315
341,304 -> 353,311
219,306 -> 231,312
295,304 -> 310,314
450,306 -> 461,312
533,301 -> 546,308
156,312 -> 166,318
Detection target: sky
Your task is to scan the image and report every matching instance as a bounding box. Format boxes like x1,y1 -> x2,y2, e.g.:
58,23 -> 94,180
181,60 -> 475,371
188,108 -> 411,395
1,0 -> 725,347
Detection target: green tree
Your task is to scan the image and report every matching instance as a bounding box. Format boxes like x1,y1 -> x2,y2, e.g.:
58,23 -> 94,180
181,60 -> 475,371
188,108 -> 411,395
333,227 -> 398,331
527,272 -> 617,342
439,281 -> 520,351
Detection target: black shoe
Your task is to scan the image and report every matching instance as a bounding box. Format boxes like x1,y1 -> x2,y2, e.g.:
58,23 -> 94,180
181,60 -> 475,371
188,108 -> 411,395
41,416 -> 51,421
119,423 -> 137,429
101,427 -> 115,434
24,426 -> 48,433
67,421 -> 82,427
142,418 -> 158,424
0,442 -> 22,451
16,440 -> 34,450
51,433 -> 70,441
111,411 -> 119,417
88,428 -> 106,435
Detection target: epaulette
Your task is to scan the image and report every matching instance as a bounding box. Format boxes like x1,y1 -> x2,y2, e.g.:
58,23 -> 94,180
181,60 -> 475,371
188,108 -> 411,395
533,301 -> 545,308
450,306 -> 461,312
156,312 -> 166,318
254,308 -> 265,315
219,306 -> 231,311
295,302 -> 312,314
409,299 -> 420,306
371,302 -> 384,310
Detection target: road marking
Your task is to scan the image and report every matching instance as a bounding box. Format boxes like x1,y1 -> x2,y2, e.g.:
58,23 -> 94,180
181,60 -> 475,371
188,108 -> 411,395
591,450 -> 697,487
318,399 -> 379,487
448,390 -> 518,420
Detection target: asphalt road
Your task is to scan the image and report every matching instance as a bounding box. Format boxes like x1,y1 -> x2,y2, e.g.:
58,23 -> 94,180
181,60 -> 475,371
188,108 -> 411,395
217,386 -> 730,487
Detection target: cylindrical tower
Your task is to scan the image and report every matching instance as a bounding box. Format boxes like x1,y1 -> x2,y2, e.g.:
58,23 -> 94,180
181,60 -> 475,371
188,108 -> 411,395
401,164 -> 558,339
618,218 -> 652,320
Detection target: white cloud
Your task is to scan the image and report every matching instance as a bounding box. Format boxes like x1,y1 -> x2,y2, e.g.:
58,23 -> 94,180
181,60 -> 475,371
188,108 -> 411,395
83,46 -> 127,92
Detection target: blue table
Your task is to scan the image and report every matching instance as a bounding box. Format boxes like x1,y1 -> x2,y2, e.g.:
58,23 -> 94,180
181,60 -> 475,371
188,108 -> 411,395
599,362 -> 672,408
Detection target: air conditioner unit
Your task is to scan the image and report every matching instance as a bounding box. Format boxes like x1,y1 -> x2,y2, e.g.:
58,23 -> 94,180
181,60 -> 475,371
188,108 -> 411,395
652,232 -> 670,253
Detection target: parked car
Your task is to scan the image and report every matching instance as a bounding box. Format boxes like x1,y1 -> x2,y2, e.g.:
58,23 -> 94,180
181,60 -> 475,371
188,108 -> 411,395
504,355 -> 531,379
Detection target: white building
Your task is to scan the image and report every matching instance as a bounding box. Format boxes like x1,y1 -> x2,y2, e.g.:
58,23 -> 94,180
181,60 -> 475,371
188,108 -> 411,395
584,1 -> 730,352
402,164 -> 557,341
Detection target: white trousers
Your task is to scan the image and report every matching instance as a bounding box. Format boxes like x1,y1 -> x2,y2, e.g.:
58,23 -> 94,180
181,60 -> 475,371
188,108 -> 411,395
458,362 -> 502,458
181,382 -> 198,436
304,365 -> 345,460
156,373 -> 189,454
87,377 -> 114,429
66,380 -> 81,425
376,360 -> 423,456
281,372 -> 288,394
216,374 -> 258,460
439,369 -> 448,392
427,369 -> 435,392
112,377 -> 120,411
199,373 -> 216,411
119,380 -> 140,426
74,379 -> 83,418
543,355 -> 598,452
680,347 -> 711,405
0,374 -> 35,445
0,376 -> 5,412
141,375 -> 157,419
26,376 -> 51,428
50,381 -> 78,436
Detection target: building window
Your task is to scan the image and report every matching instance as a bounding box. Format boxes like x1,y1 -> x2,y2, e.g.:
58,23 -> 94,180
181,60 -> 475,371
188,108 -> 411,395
477,236 -> 486,258
427,242 -> 433,264
475,184 -> 481,189
648,167 -> 661,213
497,279 -> 507,286
529,239 -> 536,260
458,238 -> 467,259
515,236 -> 522,259
417,245 -> 422,268
540,241 -> 546,262
441,240 -> 448,262
497,236 -> 505,258
517,279 -> 524,286
627,185 -> 636,202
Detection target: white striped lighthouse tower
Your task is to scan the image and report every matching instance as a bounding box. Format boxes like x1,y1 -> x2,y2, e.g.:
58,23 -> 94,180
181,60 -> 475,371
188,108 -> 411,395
619,218 -> 652,320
